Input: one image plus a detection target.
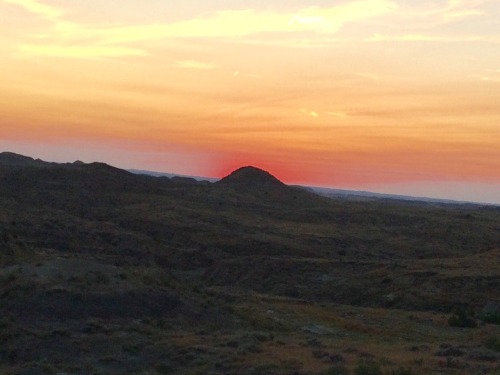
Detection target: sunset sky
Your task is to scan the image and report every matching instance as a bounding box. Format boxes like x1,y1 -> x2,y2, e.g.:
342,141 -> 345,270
1,0 -> 499,203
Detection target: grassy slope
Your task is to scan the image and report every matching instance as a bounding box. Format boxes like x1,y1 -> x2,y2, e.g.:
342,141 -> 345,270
0,159 -> 499,374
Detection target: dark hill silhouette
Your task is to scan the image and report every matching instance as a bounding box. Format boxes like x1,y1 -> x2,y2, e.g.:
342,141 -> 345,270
0,152 -> 128,173
217,166 -> 285,188
0,152 -> 47,167
0,153 -> 172,208
216,166 -> 329,209
78,161 -> 134,177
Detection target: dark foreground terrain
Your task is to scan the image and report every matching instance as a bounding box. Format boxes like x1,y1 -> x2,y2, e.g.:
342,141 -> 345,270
0,152 -> 499,375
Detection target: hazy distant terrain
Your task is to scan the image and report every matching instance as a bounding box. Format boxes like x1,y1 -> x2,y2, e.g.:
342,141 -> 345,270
0,152 -> 499,375
128,169 -> 220,183
129,168 -> 494,206
308,186 -> 481,205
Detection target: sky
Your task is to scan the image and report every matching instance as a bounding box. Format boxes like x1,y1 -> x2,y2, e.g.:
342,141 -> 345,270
1,0 -> 499,204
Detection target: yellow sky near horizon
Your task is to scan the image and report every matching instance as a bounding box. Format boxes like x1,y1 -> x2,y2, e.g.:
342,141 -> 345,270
1,0 -> 499,201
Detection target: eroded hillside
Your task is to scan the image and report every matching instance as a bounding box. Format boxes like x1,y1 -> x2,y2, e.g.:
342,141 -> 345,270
1,153 -> 499,375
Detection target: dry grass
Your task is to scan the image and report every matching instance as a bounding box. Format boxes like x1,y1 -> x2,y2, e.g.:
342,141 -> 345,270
1,157 -> 499,374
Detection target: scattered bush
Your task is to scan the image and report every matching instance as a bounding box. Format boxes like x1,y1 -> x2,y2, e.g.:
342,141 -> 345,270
480,301 -> 500,325
468,348 -> 498,362
94,271 -> 110,284
0,317 -> 13,329
313,350 -> 329,359
389,367 -> 415,375
155,362 -> 174,374
435,346 -> 464,357
354,362 -> 382,375
324,364 -> 350,375
448,307 -> 477,328
246,365 -> 275,375
481,313 -> 500,325
484,336 -> 500,353
413,357 -> 424,366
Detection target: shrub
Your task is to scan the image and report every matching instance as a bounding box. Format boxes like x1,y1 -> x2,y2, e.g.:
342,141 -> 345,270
389,367 -> 415,375
481,313 -> 500,325
448,307 -> 477,328
480,302 -> 500,325
354,362 -> 382,375
324,364 -> 350,375
484,336 -> 500,353
155,363 -> 174,374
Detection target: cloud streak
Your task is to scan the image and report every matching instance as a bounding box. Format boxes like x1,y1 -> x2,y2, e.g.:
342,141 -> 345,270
5,0 -> 497,59
172,60 -> 217,70
3,0 -> 62,19
7,0 -> 399,58
368,33 -> 500,43
16,44 -> 149,58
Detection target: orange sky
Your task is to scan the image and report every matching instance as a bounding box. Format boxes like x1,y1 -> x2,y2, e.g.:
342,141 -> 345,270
1,0 -> 499,203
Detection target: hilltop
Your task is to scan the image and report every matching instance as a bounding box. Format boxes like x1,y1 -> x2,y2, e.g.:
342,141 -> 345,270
218,166 -> 285,187
0,151 -> 47,167
0,152 -> 499,375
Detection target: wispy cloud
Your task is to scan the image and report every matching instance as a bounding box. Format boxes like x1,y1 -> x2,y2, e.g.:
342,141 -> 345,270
300,108 -> 318,118
368,33 -> 500,43
475,69 -> 500,82
46,2 -> 396,45
17,44 -> 149,58
173,60 -> 217,70
7,0 -> 398,58
361,0 -> 491,41
288,0 -> 397,32
4,0 -> 498,60
299,108 -> 350,119
3,0 -> 63,19
444,0 -> 485,20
